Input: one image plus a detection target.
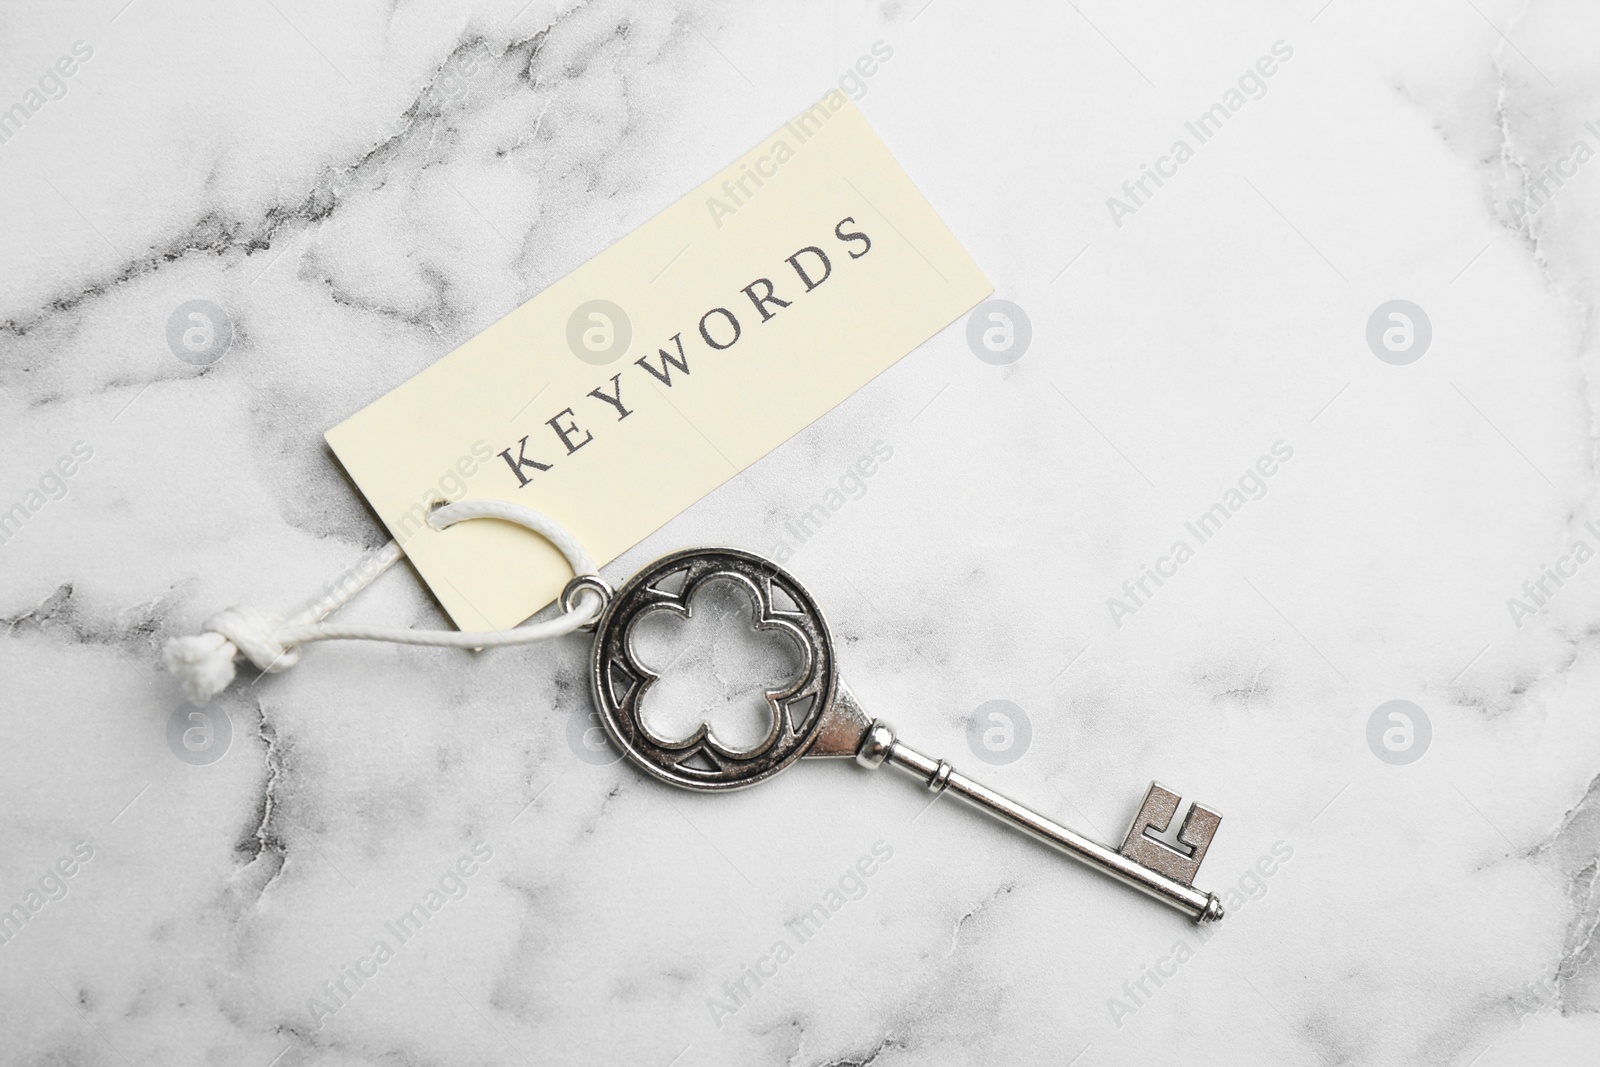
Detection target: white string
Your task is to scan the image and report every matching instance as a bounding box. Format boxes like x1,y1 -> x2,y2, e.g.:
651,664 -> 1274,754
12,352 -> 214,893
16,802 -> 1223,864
162,500 -> 603,703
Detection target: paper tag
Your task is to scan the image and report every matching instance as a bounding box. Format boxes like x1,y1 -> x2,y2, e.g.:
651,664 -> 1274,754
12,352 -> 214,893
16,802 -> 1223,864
326,94 -> 991,632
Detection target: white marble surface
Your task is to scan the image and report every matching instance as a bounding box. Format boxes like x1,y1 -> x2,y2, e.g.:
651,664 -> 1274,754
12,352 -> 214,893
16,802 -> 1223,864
3,0 -> 1600,1063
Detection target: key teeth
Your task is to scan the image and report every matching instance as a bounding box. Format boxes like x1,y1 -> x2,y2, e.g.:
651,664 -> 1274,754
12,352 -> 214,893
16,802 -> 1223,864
1178,802 -> 1222,864
1118,781 -> 1223,887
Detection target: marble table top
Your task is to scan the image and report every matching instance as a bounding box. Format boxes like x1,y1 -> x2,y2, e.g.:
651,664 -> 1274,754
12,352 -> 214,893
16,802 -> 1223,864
2,1 -> 1597,1064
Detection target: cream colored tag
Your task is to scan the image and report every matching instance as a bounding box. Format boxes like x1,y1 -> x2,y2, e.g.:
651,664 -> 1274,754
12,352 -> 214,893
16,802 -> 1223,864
326,94 -> 991,632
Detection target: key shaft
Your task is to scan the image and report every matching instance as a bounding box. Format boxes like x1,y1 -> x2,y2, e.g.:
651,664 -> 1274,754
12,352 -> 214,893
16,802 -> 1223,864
855,721 -> 1224,924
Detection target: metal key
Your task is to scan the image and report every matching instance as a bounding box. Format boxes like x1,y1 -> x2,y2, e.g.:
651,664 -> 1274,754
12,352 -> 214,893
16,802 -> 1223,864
573,548 -> 1225,924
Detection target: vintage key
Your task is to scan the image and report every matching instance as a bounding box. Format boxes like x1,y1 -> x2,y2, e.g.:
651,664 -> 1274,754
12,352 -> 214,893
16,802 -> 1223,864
572,547 -> 1225,924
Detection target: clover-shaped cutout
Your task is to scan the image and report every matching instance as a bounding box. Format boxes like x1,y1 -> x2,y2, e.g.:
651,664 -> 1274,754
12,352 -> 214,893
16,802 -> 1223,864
628,575 -> 806,756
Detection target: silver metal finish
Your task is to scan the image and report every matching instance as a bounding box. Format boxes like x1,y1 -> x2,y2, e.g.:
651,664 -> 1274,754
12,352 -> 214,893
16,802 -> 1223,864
1119,782 -> 1221,886
589,548 -> 834,791
560,573 -> 615,632
868,721 -> 1224,924
586,547 -> 1226,924
854,720 -> 896,769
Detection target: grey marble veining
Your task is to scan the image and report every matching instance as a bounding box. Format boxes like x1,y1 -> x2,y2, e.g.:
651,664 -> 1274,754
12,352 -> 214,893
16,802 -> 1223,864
2,1 -> 1599,1064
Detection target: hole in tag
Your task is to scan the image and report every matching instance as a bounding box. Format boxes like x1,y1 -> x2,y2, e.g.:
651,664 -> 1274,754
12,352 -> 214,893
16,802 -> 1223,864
630,576 -> 805,753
